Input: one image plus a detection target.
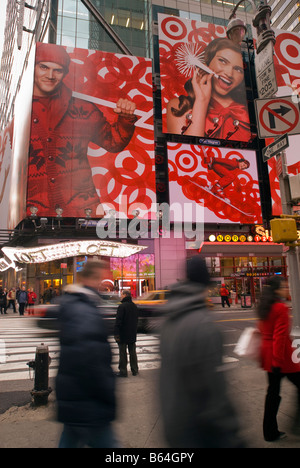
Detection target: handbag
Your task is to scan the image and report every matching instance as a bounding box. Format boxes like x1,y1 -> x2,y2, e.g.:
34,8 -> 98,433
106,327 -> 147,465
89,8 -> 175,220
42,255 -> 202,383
234,327 -> 261,361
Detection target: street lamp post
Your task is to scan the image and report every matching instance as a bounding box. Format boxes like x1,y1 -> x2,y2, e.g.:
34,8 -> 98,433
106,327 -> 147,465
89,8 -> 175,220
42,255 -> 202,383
227,0 -> 275,53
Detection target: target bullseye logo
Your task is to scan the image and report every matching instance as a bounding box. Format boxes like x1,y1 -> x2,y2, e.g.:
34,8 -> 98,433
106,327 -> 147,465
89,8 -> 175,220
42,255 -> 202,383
275,33 -> 300,70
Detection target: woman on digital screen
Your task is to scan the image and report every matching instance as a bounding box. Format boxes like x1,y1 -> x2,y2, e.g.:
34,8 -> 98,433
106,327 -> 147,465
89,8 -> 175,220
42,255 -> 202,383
166,38 -> 251,141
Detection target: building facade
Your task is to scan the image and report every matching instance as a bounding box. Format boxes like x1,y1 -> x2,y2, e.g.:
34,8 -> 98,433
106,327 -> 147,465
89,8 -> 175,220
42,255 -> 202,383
0,0 -> 298,305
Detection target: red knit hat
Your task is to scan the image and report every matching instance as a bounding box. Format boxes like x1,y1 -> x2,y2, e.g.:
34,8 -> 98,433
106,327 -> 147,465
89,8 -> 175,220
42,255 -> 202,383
35,43 -> 70,72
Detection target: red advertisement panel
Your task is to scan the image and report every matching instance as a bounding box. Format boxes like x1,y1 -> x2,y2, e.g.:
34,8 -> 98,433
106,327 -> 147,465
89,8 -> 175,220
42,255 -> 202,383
158,14 -> 252,143
168,143 -> 262,224
27,43 -> 155,219
262,29 -> 300,215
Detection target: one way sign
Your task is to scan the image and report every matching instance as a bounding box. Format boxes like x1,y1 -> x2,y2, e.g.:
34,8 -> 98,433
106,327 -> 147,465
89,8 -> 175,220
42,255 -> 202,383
262,133 -> 289,162
255,95 -> 300,139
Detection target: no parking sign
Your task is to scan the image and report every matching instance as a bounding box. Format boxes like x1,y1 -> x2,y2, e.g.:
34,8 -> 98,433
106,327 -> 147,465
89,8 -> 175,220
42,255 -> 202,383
255,95 -> 300,139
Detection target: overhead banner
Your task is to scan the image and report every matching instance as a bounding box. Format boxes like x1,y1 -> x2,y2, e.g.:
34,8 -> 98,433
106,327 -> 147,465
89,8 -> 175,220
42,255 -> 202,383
26,43 -> 155,220
168,143 -> 262,224
0,240 -> 147,272
158,14 -> 252,143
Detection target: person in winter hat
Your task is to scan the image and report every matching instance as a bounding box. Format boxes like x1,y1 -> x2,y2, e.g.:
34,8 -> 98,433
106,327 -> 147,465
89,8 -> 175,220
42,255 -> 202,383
27,43 -> 137,218
159,255 -> 245,448
53,260 -> 119,448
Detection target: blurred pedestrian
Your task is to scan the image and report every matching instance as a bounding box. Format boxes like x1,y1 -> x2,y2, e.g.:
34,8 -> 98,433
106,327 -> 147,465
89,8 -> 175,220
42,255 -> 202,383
220,283 -> 230,308
54,260 -> 119,448
0,288 -> 7,314
27,288 -> 37,315
257,276 -> 300,441
43,286 -> 53,304
114,290 -> 139,377
7,288 -> 16,313
17,286 -> 28,316
159,256 -> 245,448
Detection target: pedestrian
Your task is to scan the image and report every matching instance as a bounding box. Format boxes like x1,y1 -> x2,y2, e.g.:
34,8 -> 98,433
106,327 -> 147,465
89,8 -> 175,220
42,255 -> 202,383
17,286 -> 28,316
53,260 -> 119,448
7,288 -> 16,313
159,255 -> 245,448
27,288 -> 37,315
257,276 -> 300,442
43,286 -> 53,304
0,288 -> 7,314
220,283 -> 230,308
114,290 -> 139,377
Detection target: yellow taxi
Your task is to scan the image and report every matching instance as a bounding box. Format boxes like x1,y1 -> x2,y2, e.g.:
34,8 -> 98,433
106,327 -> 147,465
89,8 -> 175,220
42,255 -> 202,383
134,290 -> 170,306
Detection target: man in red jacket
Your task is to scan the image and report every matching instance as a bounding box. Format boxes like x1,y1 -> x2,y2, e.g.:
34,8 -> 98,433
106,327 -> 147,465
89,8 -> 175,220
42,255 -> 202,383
27,43 -> 137,218
219,283 -> 230,308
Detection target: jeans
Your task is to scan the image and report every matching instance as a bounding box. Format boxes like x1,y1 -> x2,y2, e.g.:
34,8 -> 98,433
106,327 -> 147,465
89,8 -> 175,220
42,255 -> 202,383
59,424 -> 119,448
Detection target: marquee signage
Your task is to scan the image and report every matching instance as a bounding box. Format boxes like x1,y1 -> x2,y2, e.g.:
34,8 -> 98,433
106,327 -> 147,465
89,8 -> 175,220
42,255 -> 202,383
208,234 -> 273,243
0,240 -> 147,272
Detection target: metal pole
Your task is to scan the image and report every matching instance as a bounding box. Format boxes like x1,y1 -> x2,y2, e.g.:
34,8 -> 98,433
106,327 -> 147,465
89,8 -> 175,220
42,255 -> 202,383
276,151 -> 300,332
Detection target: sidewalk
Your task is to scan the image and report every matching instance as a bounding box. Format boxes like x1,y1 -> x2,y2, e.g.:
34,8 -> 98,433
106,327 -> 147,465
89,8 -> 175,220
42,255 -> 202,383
1,359 -> 300,448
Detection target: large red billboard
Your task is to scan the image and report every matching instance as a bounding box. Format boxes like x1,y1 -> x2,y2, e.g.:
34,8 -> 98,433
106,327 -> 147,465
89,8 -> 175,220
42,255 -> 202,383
158,14 -> 252,143
26,43 -> 155,219
168,143 -> 262,224
258,29 -> 300,215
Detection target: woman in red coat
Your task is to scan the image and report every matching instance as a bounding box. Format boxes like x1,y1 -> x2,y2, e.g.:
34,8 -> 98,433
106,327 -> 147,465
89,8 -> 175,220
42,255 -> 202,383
257,276 -> 300,441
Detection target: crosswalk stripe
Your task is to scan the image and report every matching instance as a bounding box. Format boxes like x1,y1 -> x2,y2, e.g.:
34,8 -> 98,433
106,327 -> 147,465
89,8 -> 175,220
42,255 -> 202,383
0,318 -> 161,381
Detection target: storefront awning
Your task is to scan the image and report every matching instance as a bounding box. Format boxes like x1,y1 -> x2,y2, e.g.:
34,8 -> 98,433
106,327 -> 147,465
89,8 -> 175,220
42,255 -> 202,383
0,240 -> 147,272
199,242 -> 284,256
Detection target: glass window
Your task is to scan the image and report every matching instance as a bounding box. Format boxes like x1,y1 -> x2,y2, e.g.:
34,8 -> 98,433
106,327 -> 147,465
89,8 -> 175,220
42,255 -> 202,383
62,16 -> 76,34
62,0 -> 77,17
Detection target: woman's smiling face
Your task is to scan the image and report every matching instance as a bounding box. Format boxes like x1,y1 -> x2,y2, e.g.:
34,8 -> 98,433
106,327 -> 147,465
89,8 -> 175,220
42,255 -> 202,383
209,48 -> 244,97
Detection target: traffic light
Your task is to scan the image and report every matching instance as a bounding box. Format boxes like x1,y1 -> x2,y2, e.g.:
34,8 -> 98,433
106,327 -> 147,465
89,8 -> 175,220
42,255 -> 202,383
270,218 -> 298,243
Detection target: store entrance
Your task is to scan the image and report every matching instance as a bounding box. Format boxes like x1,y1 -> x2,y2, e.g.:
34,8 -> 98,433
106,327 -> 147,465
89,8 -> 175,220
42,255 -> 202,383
40,277 -> 63,303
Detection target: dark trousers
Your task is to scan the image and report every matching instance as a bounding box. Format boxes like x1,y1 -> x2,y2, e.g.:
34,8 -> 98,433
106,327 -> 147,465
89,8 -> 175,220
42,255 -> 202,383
221,296 -> 230,307
8,300 -> 16,312
19,303 -> 26,315
263,372 -> 300,441
118,342 -> 138,376
59,424 -> 119,448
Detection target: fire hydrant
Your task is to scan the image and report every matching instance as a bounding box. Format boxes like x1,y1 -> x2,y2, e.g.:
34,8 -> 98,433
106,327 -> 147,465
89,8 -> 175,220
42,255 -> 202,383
27,343 -> 52,406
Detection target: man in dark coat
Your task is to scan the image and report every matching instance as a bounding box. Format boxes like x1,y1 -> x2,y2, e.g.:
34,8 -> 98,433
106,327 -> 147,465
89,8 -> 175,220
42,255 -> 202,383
54,260 -> 118,448
114,290 -> 139,377
159,256 -> 246,448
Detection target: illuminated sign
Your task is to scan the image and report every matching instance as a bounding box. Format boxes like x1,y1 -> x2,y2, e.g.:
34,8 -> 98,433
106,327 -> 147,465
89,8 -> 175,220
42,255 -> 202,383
0,240 -> 147,272
208,233 -> 274,243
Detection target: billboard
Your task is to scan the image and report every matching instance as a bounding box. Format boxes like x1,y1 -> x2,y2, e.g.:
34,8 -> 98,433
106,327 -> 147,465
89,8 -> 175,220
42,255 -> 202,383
168,143 -> 262,224
158,14 -> 252,143
257,29 -> 300,215
26,43 -> 155,220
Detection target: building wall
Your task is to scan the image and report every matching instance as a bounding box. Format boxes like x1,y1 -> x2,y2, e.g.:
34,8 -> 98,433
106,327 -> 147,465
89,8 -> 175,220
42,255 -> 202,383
154,233 -> 186,288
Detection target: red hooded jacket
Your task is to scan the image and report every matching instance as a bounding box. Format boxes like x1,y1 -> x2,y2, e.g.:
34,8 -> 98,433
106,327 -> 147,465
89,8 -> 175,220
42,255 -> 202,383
258,301 -> 300,373
27,83 -> 137,217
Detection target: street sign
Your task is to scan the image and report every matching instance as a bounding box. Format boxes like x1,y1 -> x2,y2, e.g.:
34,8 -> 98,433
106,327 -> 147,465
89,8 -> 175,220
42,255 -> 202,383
255,95 -> 300,138
255,42 -> 278,99
262,133 -> 289,162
